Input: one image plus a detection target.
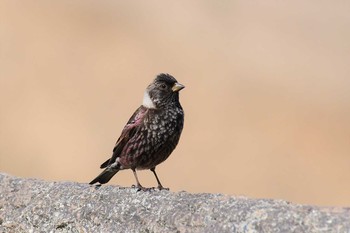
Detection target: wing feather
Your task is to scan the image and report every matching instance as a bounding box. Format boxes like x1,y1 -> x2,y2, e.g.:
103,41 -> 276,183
100,106 -> 148,168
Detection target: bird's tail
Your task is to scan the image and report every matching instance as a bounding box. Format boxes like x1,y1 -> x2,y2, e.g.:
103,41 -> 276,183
89,167 -> 119,185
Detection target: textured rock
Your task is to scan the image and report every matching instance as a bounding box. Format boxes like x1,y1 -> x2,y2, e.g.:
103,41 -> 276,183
0,173 -> 349,233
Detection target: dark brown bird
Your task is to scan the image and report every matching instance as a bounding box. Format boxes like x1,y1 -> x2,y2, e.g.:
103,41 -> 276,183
89,73 -> 185,190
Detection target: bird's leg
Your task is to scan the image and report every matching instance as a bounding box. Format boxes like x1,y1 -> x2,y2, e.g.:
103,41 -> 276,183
150,167 -> 169,190
132,169 -> 145,191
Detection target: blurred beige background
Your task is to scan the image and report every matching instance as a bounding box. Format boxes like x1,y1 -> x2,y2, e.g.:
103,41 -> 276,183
1,1 -> 350,206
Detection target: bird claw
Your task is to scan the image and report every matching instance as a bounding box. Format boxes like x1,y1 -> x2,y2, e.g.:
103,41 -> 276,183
157,186 -> 169,191
132,184 -> 153,192
131,184 -> 169,191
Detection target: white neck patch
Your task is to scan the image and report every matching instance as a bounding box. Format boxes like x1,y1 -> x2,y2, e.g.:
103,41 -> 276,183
142,91 -> 156,109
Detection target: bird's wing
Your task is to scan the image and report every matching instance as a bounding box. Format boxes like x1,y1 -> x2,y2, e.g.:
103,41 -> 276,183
100,105 -> 148,168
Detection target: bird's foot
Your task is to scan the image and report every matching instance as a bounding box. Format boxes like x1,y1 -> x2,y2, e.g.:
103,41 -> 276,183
132,184 -> 154,192
157,185 -> 169,191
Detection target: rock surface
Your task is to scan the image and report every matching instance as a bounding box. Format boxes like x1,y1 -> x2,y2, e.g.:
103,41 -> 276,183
0,173 -> 349,233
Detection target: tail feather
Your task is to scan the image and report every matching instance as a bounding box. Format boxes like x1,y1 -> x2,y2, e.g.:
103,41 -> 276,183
89,168 -> 119,185
100,158 -> 110,168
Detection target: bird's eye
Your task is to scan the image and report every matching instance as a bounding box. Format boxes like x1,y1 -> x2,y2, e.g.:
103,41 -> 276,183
160,84 -> 167,89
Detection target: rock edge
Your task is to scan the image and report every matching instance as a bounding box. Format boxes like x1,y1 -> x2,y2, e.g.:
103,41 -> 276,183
0,173 -> 349,233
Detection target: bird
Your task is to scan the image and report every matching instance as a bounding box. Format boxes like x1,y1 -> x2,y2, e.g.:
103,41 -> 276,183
89,73 -> 185,190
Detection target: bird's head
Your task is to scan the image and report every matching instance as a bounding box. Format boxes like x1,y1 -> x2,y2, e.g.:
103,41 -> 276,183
143,73 -> 185,109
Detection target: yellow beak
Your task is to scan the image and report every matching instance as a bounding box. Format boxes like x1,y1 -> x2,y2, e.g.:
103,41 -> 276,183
172,82 -> 185,92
